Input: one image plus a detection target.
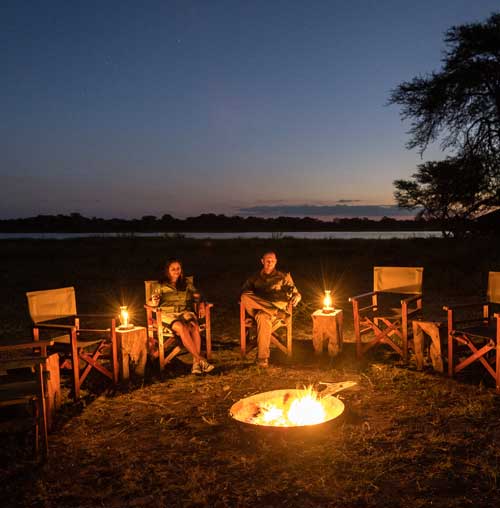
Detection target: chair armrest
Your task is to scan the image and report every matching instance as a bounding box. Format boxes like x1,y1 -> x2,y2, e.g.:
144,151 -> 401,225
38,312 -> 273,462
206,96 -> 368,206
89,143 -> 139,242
494,313 -> 500,319
349,291 -> 377,302
0,340 -> 54,352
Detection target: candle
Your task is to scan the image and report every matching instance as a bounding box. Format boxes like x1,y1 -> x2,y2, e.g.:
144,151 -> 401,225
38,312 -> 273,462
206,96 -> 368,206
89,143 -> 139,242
323,290 -> 334,313
119,305 -> 132,329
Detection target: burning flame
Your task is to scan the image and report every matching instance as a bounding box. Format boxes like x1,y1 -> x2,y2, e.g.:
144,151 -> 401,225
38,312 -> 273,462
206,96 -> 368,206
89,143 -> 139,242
251,387 -> 327,427
120,306 -> 129,328
323,290 -> 333,311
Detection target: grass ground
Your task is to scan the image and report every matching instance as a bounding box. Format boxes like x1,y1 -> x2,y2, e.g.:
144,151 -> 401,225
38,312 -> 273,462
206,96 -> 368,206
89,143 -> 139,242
1,237 -> 500,507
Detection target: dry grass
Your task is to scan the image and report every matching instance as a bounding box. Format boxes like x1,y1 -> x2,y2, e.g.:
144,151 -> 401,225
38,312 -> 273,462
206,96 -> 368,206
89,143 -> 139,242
1,237 -> 500,507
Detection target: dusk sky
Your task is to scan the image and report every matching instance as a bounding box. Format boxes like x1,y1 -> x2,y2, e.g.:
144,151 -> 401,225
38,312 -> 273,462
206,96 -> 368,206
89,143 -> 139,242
2,1 -> 499,220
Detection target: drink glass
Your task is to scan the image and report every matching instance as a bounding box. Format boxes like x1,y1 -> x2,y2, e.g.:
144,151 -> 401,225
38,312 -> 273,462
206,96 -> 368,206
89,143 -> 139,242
151,286 -> 161,306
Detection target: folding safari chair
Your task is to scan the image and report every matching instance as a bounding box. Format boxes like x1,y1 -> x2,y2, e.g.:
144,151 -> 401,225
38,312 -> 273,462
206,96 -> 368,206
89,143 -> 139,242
26,287 -> 118,401
240,301 -> 293,358
349,267 -> 423,361
144,280 -> 213,372
444,271 -> 500,391
0,340 -> 54,461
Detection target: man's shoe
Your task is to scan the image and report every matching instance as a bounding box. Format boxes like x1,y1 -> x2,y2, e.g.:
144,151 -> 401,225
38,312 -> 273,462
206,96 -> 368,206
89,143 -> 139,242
191,361 -> 202,375
199,359 -> 215,373
256,358 -> 269,368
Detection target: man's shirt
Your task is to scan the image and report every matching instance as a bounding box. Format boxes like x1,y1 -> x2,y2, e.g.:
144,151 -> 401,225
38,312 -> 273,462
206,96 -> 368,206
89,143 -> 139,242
241,269 -> 300,307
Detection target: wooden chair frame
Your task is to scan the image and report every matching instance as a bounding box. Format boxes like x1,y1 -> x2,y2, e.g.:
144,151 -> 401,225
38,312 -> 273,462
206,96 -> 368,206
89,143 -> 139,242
0,340 -> 54,461
26,287 -> 119,401
444,272 -> 500,391
350,267 -> 423,361
240,301 -> 293,358
144,280 -> 213,372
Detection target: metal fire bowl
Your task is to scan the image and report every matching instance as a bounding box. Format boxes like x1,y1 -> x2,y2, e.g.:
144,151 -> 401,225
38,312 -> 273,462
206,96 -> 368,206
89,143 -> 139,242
229,389 -> 345,441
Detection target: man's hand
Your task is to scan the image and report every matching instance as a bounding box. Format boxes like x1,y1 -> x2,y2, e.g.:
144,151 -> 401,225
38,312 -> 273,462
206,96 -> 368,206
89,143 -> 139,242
290,293 -> 301,307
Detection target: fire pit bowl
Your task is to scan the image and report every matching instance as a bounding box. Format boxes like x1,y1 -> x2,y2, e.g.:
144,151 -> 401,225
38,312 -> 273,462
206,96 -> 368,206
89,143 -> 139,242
229,388 -> 346,441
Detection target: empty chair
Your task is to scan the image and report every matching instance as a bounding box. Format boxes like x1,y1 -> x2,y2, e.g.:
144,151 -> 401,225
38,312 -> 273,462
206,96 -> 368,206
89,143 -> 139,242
349,267 -> 424,361
0,340 -> 54,461
444,271 -> 500,391
26,287 -> 118,400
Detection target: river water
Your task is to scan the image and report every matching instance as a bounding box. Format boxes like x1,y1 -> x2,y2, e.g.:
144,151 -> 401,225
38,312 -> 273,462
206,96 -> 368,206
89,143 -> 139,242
0,231 -> 442,240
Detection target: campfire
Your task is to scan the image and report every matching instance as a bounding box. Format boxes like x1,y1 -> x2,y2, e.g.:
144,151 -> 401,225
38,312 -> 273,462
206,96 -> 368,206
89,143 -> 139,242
230,381 -> 356,429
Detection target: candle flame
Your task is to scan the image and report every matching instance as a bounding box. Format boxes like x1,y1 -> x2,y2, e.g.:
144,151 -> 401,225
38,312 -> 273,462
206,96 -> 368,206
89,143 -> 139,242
120,306 -> 129,328
323,290 -> 333,310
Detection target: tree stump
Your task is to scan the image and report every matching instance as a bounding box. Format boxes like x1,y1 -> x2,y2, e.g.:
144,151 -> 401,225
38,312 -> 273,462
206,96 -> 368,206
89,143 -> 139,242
116,326 -> 148,382
311,309 -> 343,357
412,320 -> 444,373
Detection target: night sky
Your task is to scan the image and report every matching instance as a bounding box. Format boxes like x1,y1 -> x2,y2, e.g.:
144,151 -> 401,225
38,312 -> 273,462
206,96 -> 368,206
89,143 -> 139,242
2,1 -> 498,220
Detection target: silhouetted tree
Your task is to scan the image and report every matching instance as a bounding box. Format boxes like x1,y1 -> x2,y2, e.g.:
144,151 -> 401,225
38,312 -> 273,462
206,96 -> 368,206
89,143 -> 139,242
389,12 -> 500,163
394,155 -> 499,237
390,12 -> 500,235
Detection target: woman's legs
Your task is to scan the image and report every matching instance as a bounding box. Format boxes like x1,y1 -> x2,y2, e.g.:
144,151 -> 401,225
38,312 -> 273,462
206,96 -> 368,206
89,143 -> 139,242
188,321 -> 202,355
171,321 -> 203,363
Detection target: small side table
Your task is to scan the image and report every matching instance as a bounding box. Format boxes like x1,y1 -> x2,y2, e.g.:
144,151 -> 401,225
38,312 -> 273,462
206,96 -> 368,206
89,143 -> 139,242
116,326 -> 148,382
412,320 -> 444,373
311,309 -> 343,356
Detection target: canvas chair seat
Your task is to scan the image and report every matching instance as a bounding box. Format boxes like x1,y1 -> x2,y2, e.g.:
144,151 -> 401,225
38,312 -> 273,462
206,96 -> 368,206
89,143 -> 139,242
350,267 -> 423,362
26,287 -> 118,401
50,334 -> 103,348
0,380 -> 38,402
445,272 -> 500,391
366,306 -> 404,320
453,324 -> 497,343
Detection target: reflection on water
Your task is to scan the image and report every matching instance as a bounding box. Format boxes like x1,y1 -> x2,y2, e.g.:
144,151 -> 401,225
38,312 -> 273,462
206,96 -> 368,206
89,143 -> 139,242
0,231 -> 442,240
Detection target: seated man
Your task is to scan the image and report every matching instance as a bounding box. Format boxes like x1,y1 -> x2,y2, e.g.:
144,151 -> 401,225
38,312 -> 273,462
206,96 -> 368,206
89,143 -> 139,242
240,250 -> 301,367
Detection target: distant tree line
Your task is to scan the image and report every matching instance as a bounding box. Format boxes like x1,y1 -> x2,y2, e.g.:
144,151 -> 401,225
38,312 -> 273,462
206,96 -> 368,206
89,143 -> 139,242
0,212 -> 467,233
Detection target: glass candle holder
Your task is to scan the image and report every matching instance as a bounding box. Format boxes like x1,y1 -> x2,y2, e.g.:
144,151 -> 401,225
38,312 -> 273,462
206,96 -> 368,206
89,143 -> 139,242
119,305 -> 134,329
323,290 -> 334,313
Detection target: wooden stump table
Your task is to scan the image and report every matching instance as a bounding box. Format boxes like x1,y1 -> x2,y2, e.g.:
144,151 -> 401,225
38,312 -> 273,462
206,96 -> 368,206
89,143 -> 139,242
116,326 -> 148,382
311,309 -> 343,357
412,320 -> 444,373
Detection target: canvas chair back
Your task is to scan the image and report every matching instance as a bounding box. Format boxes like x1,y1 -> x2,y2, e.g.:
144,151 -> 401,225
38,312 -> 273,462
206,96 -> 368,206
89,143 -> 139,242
26,287 -> 77,323
487,271 -> 500,304
373,267 -> 423,294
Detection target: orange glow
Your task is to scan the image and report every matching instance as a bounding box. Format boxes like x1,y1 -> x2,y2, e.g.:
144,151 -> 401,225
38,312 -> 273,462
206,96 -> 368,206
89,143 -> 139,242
251,386 -> 327,427
323,290 -> 333,311
120,306 -> 130,328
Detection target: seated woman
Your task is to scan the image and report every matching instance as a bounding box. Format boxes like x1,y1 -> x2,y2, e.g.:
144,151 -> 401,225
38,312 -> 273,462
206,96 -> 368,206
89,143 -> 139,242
150,258 -> 214,374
